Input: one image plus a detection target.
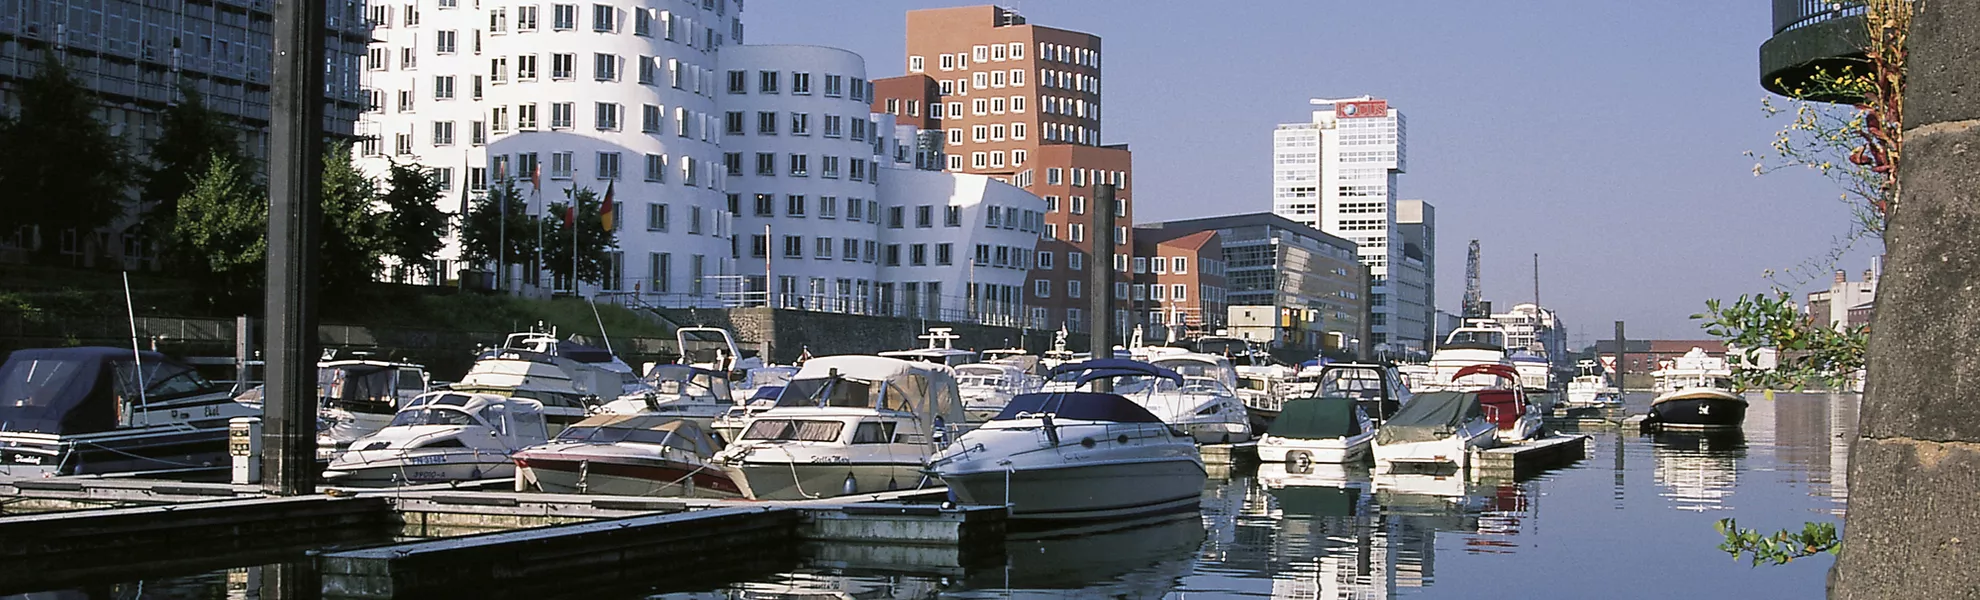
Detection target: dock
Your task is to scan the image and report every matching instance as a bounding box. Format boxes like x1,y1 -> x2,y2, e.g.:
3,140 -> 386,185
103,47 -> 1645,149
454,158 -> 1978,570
1201,441 -> 1258,464
1470,434 -> 1589,479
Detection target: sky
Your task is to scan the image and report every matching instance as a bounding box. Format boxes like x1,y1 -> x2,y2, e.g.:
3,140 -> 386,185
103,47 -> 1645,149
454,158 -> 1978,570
744,0 -> 1881,341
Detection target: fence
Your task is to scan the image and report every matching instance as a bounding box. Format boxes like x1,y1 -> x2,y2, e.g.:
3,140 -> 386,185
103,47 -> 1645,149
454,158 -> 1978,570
1773,0 -> 1870,34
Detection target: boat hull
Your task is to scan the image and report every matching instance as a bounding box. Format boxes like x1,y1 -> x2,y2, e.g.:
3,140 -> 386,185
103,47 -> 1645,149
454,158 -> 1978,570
1372,423 -> 1497,471
1648,392 -> 1748,430
0,424 -> 233,478
943,459 -> 1206,521
1183,420 -> 1251,445
323,451 -> 517,486
1257,431 -> 1375,464
517,455 -> 740,498
721,461 -> 933,500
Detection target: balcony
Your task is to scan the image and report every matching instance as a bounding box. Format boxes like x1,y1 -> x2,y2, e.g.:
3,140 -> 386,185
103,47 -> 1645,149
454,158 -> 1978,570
1759,0 -> 1870,102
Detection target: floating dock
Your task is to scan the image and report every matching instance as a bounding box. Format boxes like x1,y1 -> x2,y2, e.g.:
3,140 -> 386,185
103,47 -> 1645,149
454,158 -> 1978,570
1470,434 -> 1589,479
1201,441 -> 1258,464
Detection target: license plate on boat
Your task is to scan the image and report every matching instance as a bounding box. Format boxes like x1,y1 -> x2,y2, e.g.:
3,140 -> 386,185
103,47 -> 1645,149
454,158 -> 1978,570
407,455 -> 447,466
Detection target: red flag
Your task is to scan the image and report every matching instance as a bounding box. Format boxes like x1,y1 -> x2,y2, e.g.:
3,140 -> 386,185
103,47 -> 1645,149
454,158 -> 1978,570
563,203 -> 575,228
600,182 -> 616,231
531,163 -> 541,193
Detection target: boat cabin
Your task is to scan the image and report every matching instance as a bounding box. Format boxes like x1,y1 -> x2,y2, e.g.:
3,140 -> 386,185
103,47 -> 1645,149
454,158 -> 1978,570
0,347 -> 233,434
1315,363 -> 1414,421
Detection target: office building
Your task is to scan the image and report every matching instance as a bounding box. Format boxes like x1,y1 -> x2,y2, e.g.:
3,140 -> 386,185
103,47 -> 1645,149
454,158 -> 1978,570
1139,212 -> 1365,355
1397,199 -> 1437,351
1806,259 -> 1879,330
1272,96 -> 1429,355
1131,229 -> 1228,344
0,0 -> 370,266
873,5 -> 1131,331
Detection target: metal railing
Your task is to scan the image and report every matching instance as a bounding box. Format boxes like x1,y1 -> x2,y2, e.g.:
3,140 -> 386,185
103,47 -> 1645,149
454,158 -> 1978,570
1773,0 -> 1869,35
596,283 -> 1050,330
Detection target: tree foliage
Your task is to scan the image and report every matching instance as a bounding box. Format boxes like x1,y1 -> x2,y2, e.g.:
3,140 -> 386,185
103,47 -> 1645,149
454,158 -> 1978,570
0,49 -> 135,257
541,186 -> 619,288
318,145 -> 386,295
1692,292 -> 1868,391
171,154 -> 267,310
1716,518 -> 1841,566
457,178 -> 535,269
141,87 -> 245,243
378,161 -> 449,281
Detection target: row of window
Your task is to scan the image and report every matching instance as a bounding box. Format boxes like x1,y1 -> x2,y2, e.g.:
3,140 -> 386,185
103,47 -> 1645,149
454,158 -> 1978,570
1124,284 -> 1198,302
906,41 -> 1099,73
722,110 -> 874,141
1132,256 -> 1193,275
725,70 -> 871,102
723,153 -> 876,181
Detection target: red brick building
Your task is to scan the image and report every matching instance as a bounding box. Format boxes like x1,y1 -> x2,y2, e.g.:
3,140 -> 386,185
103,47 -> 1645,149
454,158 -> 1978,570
1131,229 -> 1227,343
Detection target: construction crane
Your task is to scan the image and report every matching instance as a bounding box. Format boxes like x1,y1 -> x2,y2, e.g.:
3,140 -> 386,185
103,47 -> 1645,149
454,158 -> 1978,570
1463,240 -> 1483,318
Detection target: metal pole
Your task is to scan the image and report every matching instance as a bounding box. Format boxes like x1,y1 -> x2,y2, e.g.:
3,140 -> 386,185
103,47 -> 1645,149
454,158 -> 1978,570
1614,320 -> 1628,393
262,0 -> 325,496
1091,184 -> 1116,372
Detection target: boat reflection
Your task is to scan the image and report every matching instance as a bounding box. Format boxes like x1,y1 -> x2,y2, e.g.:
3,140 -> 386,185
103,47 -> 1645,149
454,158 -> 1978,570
953,515 -> 1205,598
1649,429 -> 1746,512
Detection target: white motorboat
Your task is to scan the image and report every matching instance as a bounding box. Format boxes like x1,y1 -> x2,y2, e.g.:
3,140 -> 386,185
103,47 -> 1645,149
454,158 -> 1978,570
711,365 -> 799,442
1562,359 -> 1622,410
449,329 -> 631,434
714,355 -> 965,500
1312,362 -> 1415,422
1232,363 -> 1297,435
233,355 -> 432,455
674,326 -> 763,374
729,365 -> 797,404
598,364 -> 734,428
0,347 -> 257,477
1646,348 -> 1748,430
1422,319 -> 1516,391
1456,364 -> 1545,441
929,359 -> 1207,522
955,361 -> 1043,423
879,327 -> 979,367
1256,396 -> 1376,465
489,327 -> 643,396
322,391 -> 548,485
513,414 -> 740,497
1125,350 -> 1253,445
1371,390 -> 1499,471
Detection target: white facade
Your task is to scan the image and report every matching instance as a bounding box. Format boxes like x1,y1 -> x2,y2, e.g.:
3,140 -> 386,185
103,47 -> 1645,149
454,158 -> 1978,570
355,0 -> 741,297
1493,302 -> 1568,370
876,168 -> 1044,325
1272,96 -> 1428,354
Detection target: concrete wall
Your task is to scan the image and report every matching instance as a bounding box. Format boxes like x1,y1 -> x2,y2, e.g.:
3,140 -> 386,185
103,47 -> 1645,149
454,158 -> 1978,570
1829,2 -> 1980,596
659,306 -> 1089,364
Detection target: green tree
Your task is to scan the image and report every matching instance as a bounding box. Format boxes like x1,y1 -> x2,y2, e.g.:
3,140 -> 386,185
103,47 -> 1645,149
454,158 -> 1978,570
458,178 -> 534,272
0,50 -> 135,259
141,87 -> 245,244
171,153 -> 266,310
318,145 -> 386,297
542,186 -> 619,289
378,161 -> 449,283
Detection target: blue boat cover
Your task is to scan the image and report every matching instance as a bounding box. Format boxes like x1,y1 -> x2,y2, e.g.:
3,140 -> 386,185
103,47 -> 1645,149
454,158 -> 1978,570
993,391 -> 1165,423
0,347 -> 187,434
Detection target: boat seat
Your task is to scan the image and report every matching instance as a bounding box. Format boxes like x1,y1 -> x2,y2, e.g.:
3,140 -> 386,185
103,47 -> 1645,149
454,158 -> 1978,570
1478,390 -> 1524,429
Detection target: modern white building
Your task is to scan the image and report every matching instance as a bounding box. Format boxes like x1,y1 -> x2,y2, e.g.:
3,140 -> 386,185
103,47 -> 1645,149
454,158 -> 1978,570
1272,96 -> 1429,354
876,167 -> 1043,326
1493,302 -> 1568,370
355,0 -> 742,296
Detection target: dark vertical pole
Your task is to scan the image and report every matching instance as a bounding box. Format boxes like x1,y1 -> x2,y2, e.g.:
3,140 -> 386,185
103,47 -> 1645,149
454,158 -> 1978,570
1090,184 -> 1116,367
1360,269 -> 1375,362
1613,320 -> 1627,393
262,0 -> 325,495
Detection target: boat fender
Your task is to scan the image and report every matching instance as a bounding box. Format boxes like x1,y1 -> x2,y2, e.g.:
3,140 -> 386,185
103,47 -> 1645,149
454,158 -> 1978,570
1081,437 -> 1096,449
1117,434 -> 1130,445
842,473 -> 858,496
1041,414 -> 1060,446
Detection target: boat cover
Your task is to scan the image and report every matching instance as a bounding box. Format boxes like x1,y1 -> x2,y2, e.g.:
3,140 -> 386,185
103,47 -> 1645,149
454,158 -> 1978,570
1270,397 -> 1363,439
994,391 -> 1164,423
1048,359 -> 1183,387
0,347 -> 202,435
1375,391 -> 1484,445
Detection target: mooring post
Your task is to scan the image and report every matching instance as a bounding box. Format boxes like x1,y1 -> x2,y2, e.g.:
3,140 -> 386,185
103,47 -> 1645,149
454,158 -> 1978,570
261,0 -> 327,495
1090,184 -> 1117,391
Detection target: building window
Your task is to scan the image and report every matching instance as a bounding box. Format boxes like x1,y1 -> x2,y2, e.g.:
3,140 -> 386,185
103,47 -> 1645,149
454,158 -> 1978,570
1068,280 -> 1082,299
884,244 -> 901,266
888,207 -> 905,229
594,53 -> 617,80
790,112 -> 810,135
431,120 -> 455,146
594,102 -> 620,130
518,5 -> 538,30
645,153 -> 668,182
749,235 -> 767,258
786,195 -> 806,217
755,153 -> 776,176
910,244 -> 928,266
1172,284 -> 1187,301
757,111 -> 777,135
551,53 -> 574,79
791,72 -> 811,94
909,56 -> 924,72
727,70 -> 747,93
553,4 -> 576,30
551,151 -> 574,178
758,70 -> 779,93
1133,257 -> 1148,274
647,203 -> 669,231
1173,257 -> 1187,274
784,236 -> 803,259
596,152 -> 621,179
550,102 -> 574,129
591,4 -> 614,32
788,154 -> 808,177
1038,251 -> 1054,269
944,206 -> 961,227
936,243 -> 953,265
753,194 -> 774,216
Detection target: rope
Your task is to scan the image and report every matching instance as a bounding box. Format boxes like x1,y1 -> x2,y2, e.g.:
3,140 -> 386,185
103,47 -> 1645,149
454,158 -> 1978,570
74,441 -> 205,468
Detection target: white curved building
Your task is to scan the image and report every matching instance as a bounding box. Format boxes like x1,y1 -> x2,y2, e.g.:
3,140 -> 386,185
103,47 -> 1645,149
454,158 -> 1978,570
356,0 -> 742,297
716,44 -> 884,311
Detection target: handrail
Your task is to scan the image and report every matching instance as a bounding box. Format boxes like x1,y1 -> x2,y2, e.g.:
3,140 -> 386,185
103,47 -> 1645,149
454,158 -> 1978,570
1772,0 -> 1871,35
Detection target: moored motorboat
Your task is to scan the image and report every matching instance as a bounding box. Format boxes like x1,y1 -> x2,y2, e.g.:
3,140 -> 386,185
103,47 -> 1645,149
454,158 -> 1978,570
322,391 -> 548,485
1371,390 -> 1499,471
878,327 -> 979,367
1455,364 -> 1544,441
1645,349 -> 1747,430
598,364 -> 734,428
1422,319 -> 1516,391
1127,351 -> 1253,445
929,360 -> 1206,522
954,361 -> 1043,423
1312,362 -> 1414,421
1561,359 -> 1622,412
0,347 -> 256,478
714,355 -> 965,500
1256,396 -> 1375,465
513,414 -> 739,497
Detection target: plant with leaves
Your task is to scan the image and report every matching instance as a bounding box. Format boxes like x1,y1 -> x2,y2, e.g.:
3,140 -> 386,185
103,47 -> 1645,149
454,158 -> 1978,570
541,186 -> 619,289
378,161 -> 449,282
141,87 -> 246,244
457,178 -> 535,273
1716,518 -> 1841,566
1693,292 -> 1868,390
171,153 -> 267,310
0,49 -> 135,259
318,145 -> 387,297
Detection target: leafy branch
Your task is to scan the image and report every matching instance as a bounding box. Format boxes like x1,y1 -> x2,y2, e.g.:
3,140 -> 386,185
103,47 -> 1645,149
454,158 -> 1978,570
1716,518 -> 1841,566
1692,292 -> 1867,391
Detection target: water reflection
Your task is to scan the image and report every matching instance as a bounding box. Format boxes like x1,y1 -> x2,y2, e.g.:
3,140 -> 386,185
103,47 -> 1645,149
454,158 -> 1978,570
12,394 -> 1861,600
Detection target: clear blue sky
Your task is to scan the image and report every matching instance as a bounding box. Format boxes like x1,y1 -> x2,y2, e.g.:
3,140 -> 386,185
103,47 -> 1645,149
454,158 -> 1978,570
745,0 -> 1879,341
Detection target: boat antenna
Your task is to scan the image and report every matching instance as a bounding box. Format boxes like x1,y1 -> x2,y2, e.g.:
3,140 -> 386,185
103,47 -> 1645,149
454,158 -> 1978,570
587,297 -> 616,356
121,272 -> 149,424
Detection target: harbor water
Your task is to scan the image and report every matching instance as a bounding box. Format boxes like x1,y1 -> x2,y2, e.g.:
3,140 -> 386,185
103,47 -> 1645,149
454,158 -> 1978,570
11,393 -> 1855,599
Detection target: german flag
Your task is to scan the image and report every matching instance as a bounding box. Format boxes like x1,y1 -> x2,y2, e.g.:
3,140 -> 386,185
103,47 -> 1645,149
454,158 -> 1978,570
600,182 -> 616,231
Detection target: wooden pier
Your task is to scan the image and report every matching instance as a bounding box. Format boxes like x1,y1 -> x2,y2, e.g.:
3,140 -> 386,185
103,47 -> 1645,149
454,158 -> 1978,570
1470,434 -> 1589,479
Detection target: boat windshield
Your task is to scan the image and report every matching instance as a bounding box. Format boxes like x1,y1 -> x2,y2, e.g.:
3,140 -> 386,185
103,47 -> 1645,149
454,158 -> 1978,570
775,376 -> 875,409
1446,328 -> 1505,347
1152,359 -> 1222,380
739,367 -> 797,389
319,366 -> 398,410
644,366 -> 726,400
1320,369 -> 1386,399
388,407 -> 479,427
740,419 -> 845,442
558,426 -> 709,453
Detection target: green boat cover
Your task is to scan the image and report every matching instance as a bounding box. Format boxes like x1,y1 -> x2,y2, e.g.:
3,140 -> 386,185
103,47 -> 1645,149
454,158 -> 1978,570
1270,396 -> 1363,439
1375,391 -> 1484,445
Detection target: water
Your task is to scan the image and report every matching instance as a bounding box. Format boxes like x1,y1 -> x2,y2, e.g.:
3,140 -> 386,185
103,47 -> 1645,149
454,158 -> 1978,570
10,393 -> 1855,600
